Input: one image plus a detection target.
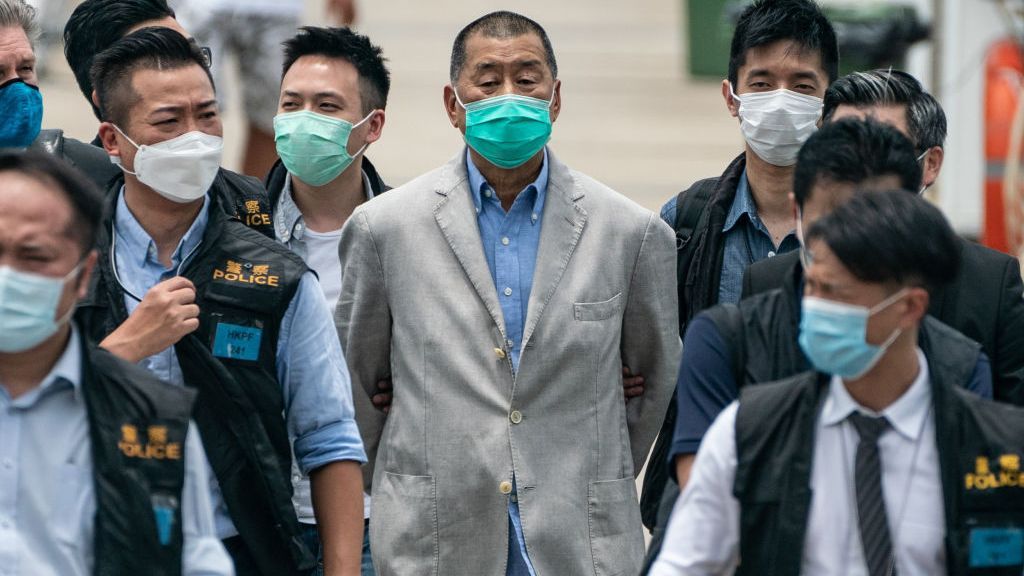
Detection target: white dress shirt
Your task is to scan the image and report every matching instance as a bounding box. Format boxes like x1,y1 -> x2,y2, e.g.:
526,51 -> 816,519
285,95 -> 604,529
0,326 -> 234,575
651,348 -> 946,576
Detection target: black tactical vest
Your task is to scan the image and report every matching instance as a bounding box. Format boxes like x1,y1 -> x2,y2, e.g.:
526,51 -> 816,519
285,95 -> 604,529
733,345 -> 1024,575
81,335 -> 195,575
77,180 -> 314,575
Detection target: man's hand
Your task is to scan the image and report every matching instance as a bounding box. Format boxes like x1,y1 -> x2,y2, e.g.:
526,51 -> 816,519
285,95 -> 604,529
99,276 -> 200,363
623,365 -> 645,402
371,378 -> 392,413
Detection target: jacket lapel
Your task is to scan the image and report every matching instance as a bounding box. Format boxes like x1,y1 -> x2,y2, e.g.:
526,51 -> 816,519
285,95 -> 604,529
432,152 -> 507,337
522,151 -> 587,348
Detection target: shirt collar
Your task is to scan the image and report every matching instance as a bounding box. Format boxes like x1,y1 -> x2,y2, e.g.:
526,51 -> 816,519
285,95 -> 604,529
1,325 -> 83,408
722,168 -> 755,233
466,147 -> 549,219
821,347 -> 932,440
277,168 -> 376,242
114,186 -> 210,270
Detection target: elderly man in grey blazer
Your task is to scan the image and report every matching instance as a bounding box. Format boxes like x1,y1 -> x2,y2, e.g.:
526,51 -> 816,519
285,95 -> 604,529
336,10 -> 681,576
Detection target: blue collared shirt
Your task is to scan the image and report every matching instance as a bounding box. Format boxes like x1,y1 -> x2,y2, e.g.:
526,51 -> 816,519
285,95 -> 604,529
466,148 -> 548,576
0,326 -> 233,575
112,189 -> 367,538
659,169 -> 799,305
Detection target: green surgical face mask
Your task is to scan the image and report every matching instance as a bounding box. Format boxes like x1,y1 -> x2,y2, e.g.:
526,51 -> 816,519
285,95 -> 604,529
273,109 -> 374,186
456,90 -> 554,169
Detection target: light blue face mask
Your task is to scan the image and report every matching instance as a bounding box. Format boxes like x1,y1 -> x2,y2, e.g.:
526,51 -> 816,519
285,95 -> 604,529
798,289 -> 907,380
273,109 -> 374,187
456,90 -> 553,169
0,262 -> 82,353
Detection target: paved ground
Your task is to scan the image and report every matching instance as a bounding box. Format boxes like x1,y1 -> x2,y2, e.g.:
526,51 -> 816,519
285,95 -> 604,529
38,0 -> 743,213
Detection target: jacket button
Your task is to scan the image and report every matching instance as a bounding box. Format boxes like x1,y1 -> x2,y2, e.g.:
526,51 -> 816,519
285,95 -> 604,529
499,481 -> 513,495
494,348 -> 506,359
510,410 -> 522,424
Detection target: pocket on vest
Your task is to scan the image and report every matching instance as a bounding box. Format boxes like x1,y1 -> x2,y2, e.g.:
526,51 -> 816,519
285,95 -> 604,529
371,472 -> 438,575
588,476 -> 644,576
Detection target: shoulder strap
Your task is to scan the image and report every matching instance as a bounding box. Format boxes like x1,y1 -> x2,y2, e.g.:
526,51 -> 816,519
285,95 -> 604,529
674,178 -> 717,248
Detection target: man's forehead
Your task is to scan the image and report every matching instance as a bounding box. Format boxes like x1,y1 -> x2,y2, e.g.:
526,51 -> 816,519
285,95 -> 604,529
129,64 -> 214,101
0,173 -> 75,236
831,104 -> 909,136
0,25 -> 33,56
740,40 -> 826,80
464,32 -> 548,67
284,55 -> 361,95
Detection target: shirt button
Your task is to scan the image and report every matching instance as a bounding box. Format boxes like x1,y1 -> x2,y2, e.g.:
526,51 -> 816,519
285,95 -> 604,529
484,190 -> 492,198
501,237 -> 510,246
768,251 -> 776,258
499,481 -> 513,494
531,213 -> 538,222
506,339 -> 514,348
1,459 -> 11,469
510,410 -> 523,424
495,348 -> 507,360
504,287 -> 513,296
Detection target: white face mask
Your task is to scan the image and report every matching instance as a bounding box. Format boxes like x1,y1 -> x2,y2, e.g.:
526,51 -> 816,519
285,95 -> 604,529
731,84 -> 823,167
111,127 -> 224,203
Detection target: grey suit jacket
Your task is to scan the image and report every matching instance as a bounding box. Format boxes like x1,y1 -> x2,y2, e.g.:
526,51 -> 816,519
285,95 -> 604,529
336,149 -> 681,576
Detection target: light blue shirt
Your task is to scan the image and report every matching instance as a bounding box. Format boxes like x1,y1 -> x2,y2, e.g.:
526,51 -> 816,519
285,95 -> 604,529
0,326 -> 233,575
112,189 -> 367,538
658,169 -> 798,305
466,148 -> 548,576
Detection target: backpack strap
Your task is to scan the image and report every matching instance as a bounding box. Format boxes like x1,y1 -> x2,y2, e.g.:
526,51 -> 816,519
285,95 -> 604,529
674,178 -> 718,248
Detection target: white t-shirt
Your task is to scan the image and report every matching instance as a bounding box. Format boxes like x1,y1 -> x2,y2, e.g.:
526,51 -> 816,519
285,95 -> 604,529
302,227 -> 345,311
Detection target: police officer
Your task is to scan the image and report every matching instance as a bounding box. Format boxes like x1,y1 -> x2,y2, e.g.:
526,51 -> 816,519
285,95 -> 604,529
265,26 -> 391,575
0,150 -> 232,575
652,190 -> 1024,575
79,28 -> 367,576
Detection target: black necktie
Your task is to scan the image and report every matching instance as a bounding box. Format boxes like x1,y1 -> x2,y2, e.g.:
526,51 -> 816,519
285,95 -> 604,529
848,412 -> 897,576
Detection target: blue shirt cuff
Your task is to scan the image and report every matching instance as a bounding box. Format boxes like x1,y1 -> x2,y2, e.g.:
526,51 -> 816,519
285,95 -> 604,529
294,419 -> 368,475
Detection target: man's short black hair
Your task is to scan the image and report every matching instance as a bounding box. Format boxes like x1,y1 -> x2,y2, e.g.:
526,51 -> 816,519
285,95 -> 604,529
64,0 -> 175,120
823,69 -> 947,154
729,0 -> 838,88
450,11 -> 557,84
806,189 -> 960,291
0,151 -> 103,254
793,118 -> 922,208
282,26 -> 391,115
91,27 -> 213,129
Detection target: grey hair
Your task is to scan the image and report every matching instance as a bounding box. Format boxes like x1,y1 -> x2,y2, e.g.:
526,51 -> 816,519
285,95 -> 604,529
823,69 -> 947,153
449,11 -> 557,84
0,0 -> 38,46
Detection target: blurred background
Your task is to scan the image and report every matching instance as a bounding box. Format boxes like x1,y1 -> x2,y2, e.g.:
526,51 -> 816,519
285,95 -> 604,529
29,0 -> 1024,260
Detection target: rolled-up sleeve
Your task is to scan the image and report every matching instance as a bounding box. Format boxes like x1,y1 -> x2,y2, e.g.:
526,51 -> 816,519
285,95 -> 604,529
182,424 -> 235,576
277,272 -> 367,475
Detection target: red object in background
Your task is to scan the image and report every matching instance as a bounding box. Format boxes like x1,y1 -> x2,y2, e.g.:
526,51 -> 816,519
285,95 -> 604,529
984,38 -> 1024,253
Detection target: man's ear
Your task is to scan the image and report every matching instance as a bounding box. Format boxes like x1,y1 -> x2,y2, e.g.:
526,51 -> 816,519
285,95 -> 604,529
722,79 -> 740,118
364,110 -> 385,145
900,286 -> 930,329
922,146 -> 944,188
549,79 -> 562,124
97,123 -> 121,156
443,84 -> 461,129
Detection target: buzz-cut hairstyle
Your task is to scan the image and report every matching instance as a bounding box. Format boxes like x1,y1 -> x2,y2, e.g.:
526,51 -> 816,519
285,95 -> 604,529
823,69 -> 947,154
281,26 -> 391,116
449,10 -> 558,84
805,189 -> 961,293
728,0 -> 838,89
90,27 -> 213,129
63,0 -> 175,120
0,150 -> 104,254
0,0 -> 39,46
